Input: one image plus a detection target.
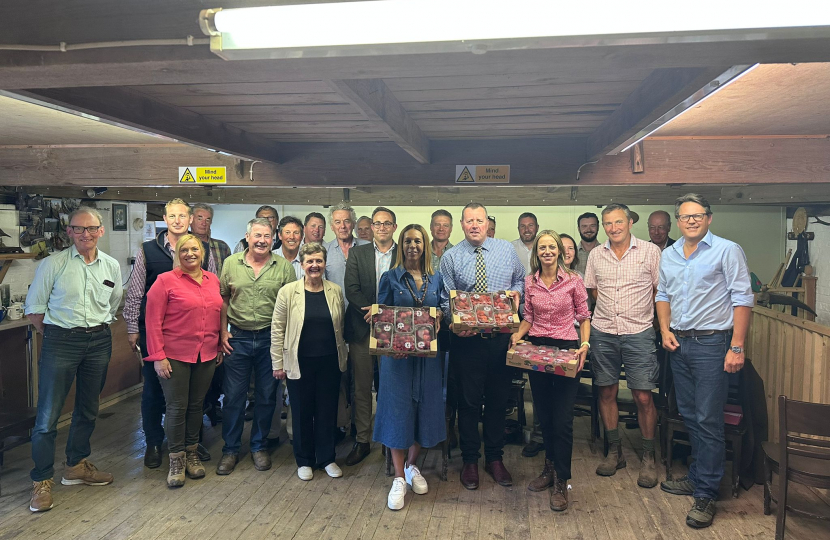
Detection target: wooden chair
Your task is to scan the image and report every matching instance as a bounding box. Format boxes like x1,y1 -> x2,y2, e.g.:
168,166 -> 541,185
572,355 -> 600,451
0,407 -> 38,496
762,395 -> 830,540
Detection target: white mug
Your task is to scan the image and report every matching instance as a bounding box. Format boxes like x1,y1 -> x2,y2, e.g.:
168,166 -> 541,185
7,303 -> 23,320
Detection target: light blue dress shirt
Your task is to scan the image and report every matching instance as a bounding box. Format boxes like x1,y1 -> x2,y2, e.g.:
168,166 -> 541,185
25,245 -> 123,328
274,246 -> 303,280
324,236 -> 369,308
655,231 -> 754,331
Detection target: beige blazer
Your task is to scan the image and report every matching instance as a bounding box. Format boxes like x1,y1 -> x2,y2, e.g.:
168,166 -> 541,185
270,279 -> 348,379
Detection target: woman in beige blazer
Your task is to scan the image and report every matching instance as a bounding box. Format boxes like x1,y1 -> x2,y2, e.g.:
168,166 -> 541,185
271,242 -> 348,481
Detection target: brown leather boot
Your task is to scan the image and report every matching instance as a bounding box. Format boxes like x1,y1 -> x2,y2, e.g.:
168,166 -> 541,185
550,474 -> 568,511
185,445 -> 206,479
638,450 -> 658,488
527,459 -> 555,492
596,442 -> 626,476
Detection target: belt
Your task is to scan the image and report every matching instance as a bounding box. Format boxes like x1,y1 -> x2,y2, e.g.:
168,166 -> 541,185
47,323 -> 109,333
672,328 -> 730,338
230,324 -> 269,333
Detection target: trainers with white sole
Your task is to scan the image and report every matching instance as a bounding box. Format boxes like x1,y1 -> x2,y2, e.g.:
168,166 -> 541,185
297,466 -> 313,481
404,464 -> 428,494
388,477 -> 407,510
325,463 -> 343,478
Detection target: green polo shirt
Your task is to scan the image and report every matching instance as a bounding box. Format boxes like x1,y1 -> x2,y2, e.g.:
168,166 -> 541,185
220,251 -> 297,330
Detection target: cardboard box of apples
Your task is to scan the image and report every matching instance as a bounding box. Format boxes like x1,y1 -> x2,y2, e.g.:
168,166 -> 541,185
506,341 -> 580,377
369,304 -> 439,357
449,290 -> 520,334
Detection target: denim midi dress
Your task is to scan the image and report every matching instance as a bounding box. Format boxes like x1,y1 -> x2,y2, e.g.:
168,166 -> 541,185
372,266 -> 447,449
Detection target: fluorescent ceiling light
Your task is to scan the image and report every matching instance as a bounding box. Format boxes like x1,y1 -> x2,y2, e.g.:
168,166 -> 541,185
201,0 -> 830,60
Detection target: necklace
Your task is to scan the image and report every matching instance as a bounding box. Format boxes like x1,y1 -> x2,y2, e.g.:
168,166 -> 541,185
403,272 -> 429,307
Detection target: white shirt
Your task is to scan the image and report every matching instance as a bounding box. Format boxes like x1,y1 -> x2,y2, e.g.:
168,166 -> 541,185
511,238 -> 533,276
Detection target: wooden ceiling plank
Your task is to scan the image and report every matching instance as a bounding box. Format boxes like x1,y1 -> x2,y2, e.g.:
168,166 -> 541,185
383,72 -> 655,91
391,82 -> 642,103
328,78 -> 431,164
147,92 -> 349,107
403,96 -> 626,112
10,87 -> 284,163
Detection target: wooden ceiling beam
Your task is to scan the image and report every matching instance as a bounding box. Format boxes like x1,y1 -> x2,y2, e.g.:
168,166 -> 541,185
327,79 -> 430,163
5,88 -> 284,163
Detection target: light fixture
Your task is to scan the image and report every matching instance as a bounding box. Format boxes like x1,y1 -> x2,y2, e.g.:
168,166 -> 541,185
200,1 -> 830,60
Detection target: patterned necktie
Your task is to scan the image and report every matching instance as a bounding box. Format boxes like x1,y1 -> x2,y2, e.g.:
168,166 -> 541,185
474,246 -> 487,292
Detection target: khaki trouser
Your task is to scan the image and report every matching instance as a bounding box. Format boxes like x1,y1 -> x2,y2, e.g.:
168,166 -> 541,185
349,337 -> 377,444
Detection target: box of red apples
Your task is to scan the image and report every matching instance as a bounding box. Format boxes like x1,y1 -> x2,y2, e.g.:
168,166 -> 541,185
369,304 -> 439,357
506,341 -> 580,377
449,290 -> 519,334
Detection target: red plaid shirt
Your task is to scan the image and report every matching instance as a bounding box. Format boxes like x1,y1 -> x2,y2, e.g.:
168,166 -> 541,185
583,235 -> 661,335
524,268 -> 591,341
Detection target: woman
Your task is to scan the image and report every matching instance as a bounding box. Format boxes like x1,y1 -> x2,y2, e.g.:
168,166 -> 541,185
510,230 -> 590,511
145,234 -> 223,488
373,224 -> 446,511
559,233 -> 579,273
271,243 -> 348,481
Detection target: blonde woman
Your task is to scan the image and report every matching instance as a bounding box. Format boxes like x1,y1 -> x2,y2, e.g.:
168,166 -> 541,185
271,243 -> 348,481
145,234 -> 223,487
510,230 -> 590,511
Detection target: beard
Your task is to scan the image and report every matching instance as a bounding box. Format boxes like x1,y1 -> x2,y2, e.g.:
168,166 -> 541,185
579,231 -> 597,243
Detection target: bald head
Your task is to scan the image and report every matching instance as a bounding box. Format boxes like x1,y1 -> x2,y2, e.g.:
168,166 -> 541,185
647,210 -> 672,247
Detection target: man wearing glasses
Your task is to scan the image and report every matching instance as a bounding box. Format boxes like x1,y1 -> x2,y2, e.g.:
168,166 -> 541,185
343,207 -> 397,466
656,194 -> 753,529
124,198 -> 217,469
233,205 -> 281,253
584,203 -> 662,490
647,210 -> 675,251
25,207 -> 122,512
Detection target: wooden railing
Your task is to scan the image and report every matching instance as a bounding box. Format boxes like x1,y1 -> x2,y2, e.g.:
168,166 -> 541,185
747,306 -> 830,442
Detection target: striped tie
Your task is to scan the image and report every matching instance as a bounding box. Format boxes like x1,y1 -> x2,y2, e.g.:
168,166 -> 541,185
474,246 -> 487,292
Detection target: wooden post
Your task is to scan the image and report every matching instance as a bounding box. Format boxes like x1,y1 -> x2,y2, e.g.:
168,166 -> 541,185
630,141 -> 645,173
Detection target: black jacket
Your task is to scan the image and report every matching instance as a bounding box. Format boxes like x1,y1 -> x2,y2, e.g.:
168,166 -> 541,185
343,242 -> 397,342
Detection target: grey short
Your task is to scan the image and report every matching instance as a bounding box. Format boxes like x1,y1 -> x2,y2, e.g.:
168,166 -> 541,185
590,326 -> 659,390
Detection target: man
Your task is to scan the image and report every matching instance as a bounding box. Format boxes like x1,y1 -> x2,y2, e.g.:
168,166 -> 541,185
584,203 -> 662,489
217,218 -> 297,475
233,205 -> 281,253
486,215 -> 497,238
124,198 -> 216,469
511,212 -> 538,275
192,203 -> 232,276
657,194 -> 753,529
430,209 -> 454,274
303,212 -> 326,245
24,207 -> 122,513
648,210 -> 676,251
440,203 -> 525,490
356,216 -> 374,242
574,212 -> 599,276
274,216 -> 304,279
343,207 -> 398,466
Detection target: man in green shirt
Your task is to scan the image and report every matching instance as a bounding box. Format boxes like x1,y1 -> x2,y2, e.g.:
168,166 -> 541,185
24,207 -> 122,512
217,218 -> 296,475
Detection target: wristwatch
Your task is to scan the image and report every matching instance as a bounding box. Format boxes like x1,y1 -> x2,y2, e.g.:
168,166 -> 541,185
730,345 -> 744,354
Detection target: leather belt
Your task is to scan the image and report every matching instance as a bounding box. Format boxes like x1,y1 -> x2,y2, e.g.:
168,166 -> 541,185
47,323 -> 109,333
672,328 -> 730,338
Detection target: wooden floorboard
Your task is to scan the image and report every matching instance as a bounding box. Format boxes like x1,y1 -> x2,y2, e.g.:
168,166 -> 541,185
1,394 -> 828,540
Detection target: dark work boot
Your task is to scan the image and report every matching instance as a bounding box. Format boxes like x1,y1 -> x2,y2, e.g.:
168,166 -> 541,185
527,459 -> 555,492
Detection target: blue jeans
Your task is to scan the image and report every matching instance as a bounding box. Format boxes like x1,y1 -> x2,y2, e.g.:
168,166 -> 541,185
31,326 -> 112,482
221,326 -> 276,454
670,332 -> 731,500
140,330 -> 166,447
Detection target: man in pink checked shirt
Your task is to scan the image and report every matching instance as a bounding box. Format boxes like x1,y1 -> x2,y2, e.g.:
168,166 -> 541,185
584,203 -> 662,490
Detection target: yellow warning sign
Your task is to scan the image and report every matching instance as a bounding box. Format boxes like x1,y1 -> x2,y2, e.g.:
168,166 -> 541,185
456,166 -> 474,183
455,165 -> 510,184
178,166 -> 227,184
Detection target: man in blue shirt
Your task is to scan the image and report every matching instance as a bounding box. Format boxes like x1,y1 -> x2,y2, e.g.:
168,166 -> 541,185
440,203 -> 525,490
655,193 -> 754,529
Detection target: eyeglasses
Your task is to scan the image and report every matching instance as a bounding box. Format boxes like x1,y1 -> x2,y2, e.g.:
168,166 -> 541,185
677,213 -> 710,223
373,221 -> 394,229
70,225 -> 101,234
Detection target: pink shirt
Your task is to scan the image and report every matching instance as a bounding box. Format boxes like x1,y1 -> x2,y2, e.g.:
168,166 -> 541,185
583,235 -> 661,335
524,268 -> 591,341
144,268 -> 222,363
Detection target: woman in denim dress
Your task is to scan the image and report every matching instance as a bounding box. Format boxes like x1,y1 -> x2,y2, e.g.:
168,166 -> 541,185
372,224 -> 446,511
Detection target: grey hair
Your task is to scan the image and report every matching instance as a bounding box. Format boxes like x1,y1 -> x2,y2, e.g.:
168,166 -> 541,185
300,241 -> 327,263
329,202 -> 357,225
246,217 -> 273,235
461,202 -> 488,221
192,202 -> 214,218
601,203 -> 632,221
69,206 -> 104,226
674,193 -> 712,218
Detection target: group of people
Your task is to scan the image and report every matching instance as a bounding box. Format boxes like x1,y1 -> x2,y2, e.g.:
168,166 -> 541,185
24,194 -> 754,530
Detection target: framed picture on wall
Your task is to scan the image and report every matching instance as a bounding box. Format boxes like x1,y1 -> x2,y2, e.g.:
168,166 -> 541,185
112,203 -> 128,231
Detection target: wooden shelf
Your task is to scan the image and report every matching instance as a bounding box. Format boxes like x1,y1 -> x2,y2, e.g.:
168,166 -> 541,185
0,253 -> 37,261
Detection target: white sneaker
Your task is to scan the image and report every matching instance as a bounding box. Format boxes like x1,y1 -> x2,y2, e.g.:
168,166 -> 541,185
387,477 -> 407,510
325,463 -> 343,478
404,464 -> 428,495
297,466 -> 313,481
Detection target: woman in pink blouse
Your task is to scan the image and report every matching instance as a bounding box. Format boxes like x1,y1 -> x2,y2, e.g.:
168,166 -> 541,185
510,230 -> 590,511
145,234 -> 223,488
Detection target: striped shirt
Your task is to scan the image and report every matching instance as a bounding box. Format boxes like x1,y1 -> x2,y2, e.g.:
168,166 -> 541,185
524,268 -> 591,341
584,235 -> 661,335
